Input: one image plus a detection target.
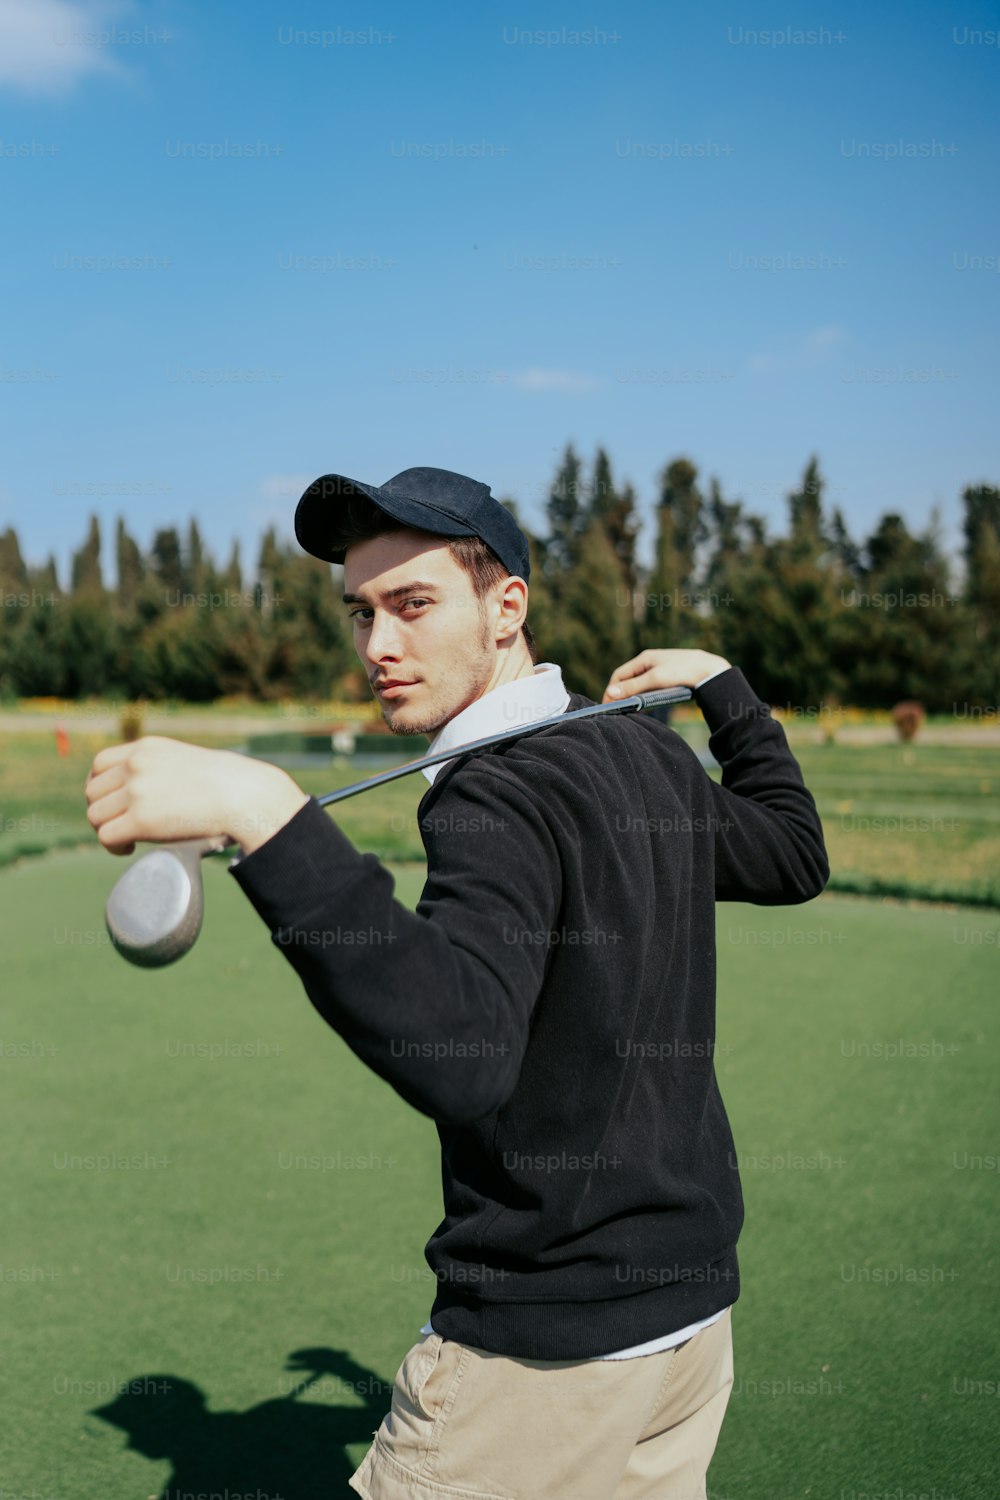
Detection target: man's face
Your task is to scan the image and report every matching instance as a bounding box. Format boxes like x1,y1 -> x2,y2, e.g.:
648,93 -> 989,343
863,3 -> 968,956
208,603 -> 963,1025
342,530 -> 498,735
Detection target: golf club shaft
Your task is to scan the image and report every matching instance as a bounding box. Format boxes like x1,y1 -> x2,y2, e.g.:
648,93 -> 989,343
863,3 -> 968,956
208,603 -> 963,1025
104,684 -> 696,967
207,684 -> 692,857
318,684 -> 691,807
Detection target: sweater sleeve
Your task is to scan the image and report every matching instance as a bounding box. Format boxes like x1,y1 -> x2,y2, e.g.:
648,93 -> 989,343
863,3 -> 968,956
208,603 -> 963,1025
694,666 -> 830,904
226,762 -> 562,1126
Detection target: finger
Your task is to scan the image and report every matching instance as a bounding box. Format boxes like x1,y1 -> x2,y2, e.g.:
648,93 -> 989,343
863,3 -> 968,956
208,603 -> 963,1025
86,782 -> 128,822
608,651 -> 656,682
88,790 -> 140,855
605,671 -> 659,701
85,764 -> 126,806
96,813 -> 140,852
87,787 -> 131,836
604,653 -> 659,699
89,743 -> 138,777
606,651 -> 659,689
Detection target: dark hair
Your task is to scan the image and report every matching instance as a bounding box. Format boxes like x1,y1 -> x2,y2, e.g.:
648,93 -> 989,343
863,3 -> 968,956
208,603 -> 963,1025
334,496 -> 537,664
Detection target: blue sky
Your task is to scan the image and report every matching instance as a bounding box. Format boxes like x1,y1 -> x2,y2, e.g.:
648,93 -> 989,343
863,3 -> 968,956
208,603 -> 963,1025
1,0 -> 998,588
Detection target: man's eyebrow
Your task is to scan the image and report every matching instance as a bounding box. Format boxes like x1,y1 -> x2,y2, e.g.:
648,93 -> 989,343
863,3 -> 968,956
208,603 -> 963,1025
342,581 -> 441,605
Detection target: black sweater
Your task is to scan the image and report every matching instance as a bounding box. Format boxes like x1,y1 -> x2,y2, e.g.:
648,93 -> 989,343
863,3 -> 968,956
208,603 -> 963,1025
229,667 -> 829,1360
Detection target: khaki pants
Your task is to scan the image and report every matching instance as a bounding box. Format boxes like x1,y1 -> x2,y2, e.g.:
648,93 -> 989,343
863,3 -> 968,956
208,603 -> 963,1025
349,1305 -> 734,1500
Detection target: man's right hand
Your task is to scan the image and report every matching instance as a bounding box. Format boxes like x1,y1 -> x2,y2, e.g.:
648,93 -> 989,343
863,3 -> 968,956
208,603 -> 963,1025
601,649 -> 732,703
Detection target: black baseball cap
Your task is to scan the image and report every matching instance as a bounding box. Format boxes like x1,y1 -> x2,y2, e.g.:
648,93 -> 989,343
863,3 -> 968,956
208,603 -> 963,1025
294,466 -> 531,583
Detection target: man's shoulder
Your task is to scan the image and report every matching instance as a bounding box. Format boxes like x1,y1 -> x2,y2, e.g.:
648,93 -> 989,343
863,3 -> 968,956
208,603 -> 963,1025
419,692 -> 698,813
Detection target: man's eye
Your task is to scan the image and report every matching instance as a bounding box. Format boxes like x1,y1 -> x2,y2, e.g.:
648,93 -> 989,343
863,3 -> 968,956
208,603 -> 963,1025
348,599 -> 429,621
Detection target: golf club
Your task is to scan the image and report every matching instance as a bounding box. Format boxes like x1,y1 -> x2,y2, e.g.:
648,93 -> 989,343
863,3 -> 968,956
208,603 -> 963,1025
103,684 -> 693,968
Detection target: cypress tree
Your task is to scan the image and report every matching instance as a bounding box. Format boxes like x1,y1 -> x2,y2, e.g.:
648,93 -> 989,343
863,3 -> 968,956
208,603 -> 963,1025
544,443 -> 587,587
831,511 -> 961,710
115,518 -> 144,611
150,527 -> 185,601
0,527 -> 29,589
186,518 -> 208,596
787,454 -> 825,557
644,458 -> 704,646
70,515 -> 103,596
546,517 -> 634,701
588,447 -> 642,612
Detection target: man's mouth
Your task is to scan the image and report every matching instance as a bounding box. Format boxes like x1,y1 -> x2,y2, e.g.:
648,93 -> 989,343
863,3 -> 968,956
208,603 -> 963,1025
376,680 -> 418,698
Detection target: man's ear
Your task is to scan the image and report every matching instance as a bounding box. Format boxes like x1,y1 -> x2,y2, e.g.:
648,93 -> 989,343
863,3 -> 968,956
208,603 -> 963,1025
495,576 -> 528,642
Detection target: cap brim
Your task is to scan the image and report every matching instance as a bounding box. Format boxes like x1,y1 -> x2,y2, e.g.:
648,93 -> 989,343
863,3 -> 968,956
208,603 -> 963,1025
294,472 -> 477,564
294,474 -> 384,563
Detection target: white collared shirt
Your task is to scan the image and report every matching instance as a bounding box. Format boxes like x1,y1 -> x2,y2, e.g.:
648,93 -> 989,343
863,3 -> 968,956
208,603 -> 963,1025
418,660 -> 571,786
417,660 -> 725,1359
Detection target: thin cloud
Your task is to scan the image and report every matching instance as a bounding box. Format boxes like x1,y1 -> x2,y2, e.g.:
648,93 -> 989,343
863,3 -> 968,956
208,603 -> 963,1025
508,368 -> 604,392
748,325 -> 848,374
806,324 -> 847,353
0,0 -> 137,96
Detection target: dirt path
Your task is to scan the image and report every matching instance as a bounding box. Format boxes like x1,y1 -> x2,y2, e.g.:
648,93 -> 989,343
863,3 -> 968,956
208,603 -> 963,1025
1,712 -> 998,747
0,711 -> 362,739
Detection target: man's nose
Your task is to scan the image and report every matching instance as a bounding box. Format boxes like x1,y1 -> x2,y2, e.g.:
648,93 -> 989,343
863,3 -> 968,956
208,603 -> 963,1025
364,610 -> 402,664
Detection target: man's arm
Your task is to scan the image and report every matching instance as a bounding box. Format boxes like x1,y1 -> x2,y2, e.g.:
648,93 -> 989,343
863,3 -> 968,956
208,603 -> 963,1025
602,648 -> 828,905
227,762 -> 562,1126
696,666 -> 830,904
82,735 -> 555,1122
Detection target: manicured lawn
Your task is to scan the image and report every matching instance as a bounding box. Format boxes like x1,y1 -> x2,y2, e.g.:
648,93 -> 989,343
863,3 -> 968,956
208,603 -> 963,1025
1,844 -> 996,1498
674,722 -> 999,908
768,740 -> 1000,907
0,727 -> 428,868
3,719 -> 999,906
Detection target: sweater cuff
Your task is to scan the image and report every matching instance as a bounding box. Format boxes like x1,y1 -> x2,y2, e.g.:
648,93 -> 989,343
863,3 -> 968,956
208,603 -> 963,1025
693,665 -> 767,731
693,663 -> 730,690
226,795 -> 368,933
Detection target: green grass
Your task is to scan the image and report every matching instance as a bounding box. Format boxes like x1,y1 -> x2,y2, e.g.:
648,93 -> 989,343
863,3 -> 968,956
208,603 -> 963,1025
1,849 -> 996,1498
782,741 -> 999,907
0,729 -> 431,868
711,893 -> 998,1497
670,725 -> 999,908
6,721 -> 997,908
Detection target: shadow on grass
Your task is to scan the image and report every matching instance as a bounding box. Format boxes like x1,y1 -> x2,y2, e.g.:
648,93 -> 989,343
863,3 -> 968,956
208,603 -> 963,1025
89,1345 -> 390,1499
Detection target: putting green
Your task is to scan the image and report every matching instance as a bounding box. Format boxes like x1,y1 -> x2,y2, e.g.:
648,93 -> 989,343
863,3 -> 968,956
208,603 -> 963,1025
1,848 -> 996,1498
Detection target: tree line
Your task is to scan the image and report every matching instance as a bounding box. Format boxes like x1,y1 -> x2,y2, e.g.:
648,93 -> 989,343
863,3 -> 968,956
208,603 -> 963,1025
1,450 -> 997,712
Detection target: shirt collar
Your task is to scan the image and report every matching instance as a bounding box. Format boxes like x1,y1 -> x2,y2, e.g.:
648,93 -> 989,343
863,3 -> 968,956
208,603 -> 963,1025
420,661 -> 571,785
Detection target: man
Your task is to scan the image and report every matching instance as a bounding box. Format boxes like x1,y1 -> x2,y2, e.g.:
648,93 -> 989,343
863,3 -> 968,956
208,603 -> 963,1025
85,466 -> 829,1499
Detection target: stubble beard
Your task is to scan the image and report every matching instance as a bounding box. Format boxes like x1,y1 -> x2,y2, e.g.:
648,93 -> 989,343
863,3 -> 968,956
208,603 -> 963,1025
381,606 -> 495,737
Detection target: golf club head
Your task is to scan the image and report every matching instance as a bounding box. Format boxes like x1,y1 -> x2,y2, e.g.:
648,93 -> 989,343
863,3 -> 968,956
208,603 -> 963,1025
105,836 -> 224,968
